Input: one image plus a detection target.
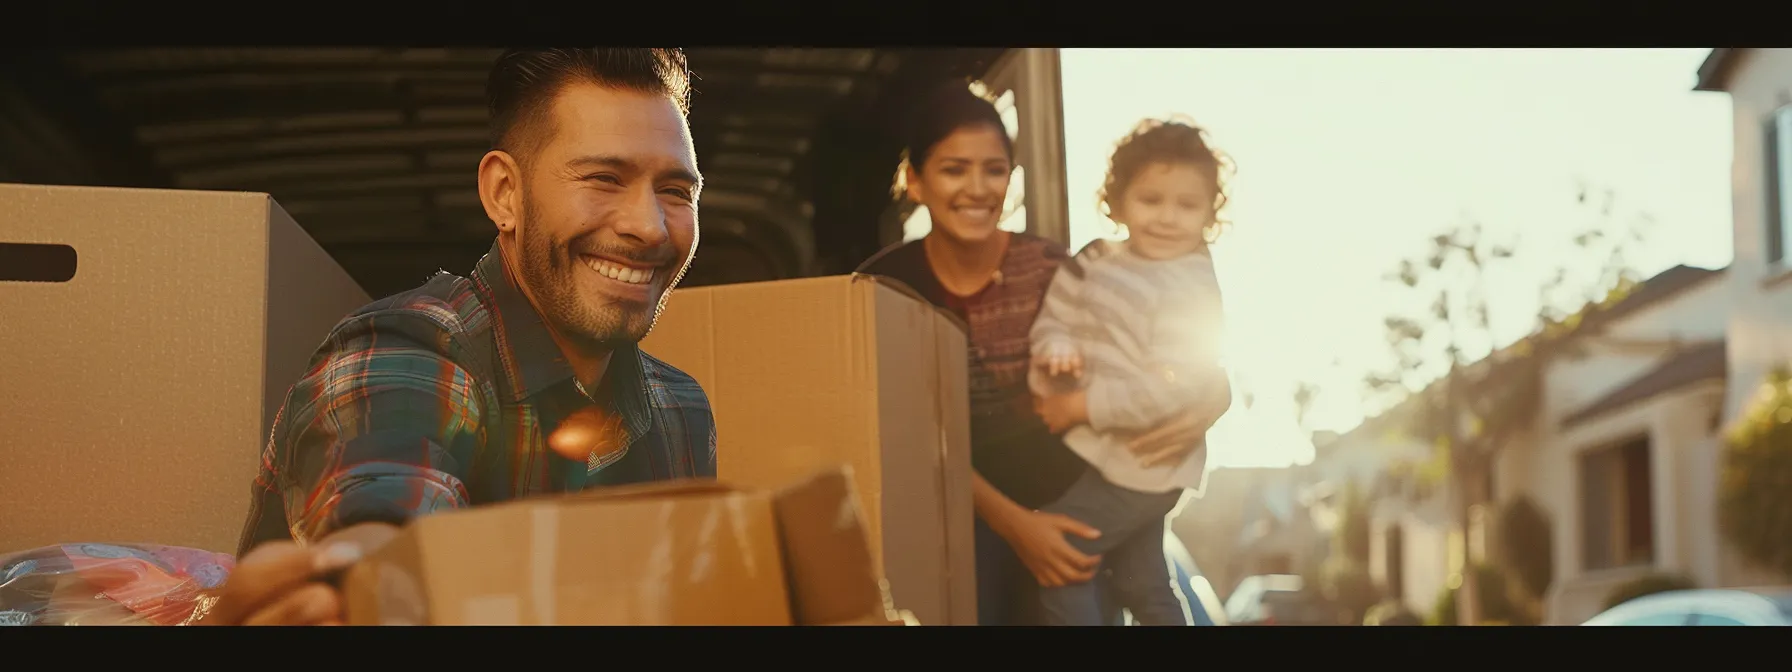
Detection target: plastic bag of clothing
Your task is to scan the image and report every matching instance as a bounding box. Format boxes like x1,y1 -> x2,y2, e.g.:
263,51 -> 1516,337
0,543 -> 234,625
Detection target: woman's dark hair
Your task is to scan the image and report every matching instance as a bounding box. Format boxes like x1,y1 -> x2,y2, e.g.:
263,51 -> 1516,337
1097,115 -> 1236,243
891,81 -> 1015,198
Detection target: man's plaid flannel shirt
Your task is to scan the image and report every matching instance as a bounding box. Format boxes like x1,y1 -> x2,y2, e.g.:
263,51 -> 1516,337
238,242 -> 717,554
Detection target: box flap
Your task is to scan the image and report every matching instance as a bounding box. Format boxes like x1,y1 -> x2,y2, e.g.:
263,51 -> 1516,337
849,272 -> 970,336
342,523 -> 432,625
636,275 -> 970,624
770,467 -> 895,625
559,478 -> 740,503
354,482 -> 790,625
930,309 -> 978,624
822,609 -> 917,626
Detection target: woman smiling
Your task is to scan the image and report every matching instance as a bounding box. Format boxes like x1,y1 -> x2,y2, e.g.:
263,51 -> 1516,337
857,83 -> 1221,625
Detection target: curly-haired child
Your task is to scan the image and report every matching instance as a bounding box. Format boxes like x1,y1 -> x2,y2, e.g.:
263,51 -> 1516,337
1026,117 -> 1236,626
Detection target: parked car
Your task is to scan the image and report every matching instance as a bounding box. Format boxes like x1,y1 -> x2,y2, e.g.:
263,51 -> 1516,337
1166,531 -> 1228,626
1103,531 -> 1229,625
1582,587 -> 1792,626
1223,574 -> 1334,625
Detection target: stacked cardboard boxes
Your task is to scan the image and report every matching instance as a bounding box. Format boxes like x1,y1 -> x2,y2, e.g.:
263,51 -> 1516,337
341,467 -> 908,625
641,275 -> 978,625
1,184 -> 963,625
0,184 -> 371,556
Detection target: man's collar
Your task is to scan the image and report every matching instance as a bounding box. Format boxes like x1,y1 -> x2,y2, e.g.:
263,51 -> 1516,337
469,242 -> 652,440
473,243 -> 573,400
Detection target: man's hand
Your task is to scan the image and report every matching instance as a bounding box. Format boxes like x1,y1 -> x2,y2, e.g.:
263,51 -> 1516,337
201,541 -> 358,625
1033,389 -> 1089,435
991,508 -> 1103,588
202,522 -> 400,625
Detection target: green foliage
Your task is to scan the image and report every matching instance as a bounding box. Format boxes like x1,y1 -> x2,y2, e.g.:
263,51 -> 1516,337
1493,495 -> 1554,601
1429,563 -> 1534,626
1371,187 -> 1649,627
1314,482 -> 1381,625
1365,189 -> 1650,452
1429,581 -> 1459,625
1292,380 -> 1321,430
1319,556 -> 1382,625
1602,573 -> 1696,610
1718,368 -> 1792,579
1362,600 -> 1422,626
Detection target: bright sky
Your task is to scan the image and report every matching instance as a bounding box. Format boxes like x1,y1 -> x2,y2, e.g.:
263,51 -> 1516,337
1056,48 -> 1735,469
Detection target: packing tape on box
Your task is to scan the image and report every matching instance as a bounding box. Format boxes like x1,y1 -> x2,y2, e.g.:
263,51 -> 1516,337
461,594 -> 520,625
531,505 -> 559,624
726,495 -> 762,578
456,506 -> 558,625
374,560 -> 427,625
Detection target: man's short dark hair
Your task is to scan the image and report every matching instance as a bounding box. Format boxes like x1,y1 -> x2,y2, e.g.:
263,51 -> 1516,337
486,48 -> 692,163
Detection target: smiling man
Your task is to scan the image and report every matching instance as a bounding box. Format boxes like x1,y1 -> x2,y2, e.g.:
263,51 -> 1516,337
206,49 -> 714,625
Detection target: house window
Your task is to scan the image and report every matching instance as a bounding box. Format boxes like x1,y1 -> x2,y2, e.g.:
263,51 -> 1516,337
1579,436 -> 1655,571
1767,105 -> 1792,265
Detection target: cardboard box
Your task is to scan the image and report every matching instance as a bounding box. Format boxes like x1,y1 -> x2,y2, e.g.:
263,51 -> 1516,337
0,184 -> 371,555
341,467 -> 901,625
639,274 -> 976,625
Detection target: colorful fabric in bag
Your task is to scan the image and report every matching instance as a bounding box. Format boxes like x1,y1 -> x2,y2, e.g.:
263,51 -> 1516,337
0,543 -> 234,625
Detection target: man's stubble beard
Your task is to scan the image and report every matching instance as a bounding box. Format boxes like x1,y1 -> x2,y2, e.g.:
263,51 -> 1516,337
515,189 -> 697,351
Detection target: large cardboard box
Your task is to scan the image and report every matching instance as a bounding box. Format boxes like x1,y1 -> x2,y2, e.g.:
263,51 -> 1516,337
639,275 -> 977,625
341,467 -> 908,625
0,184 -> 372,555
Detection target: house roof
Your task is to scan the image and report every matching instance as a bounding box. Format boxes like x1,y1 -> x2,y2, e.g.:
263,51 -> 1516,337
1583,264 -> 1725,329
1561,339 -> 1727,428
1328,263 -> 1727,446
1695,48 -> 1743,92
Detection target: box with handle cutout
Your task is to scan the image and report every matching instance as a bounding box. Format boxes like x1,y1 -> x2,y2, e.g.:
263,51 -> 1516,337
0,183 -> 371,555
